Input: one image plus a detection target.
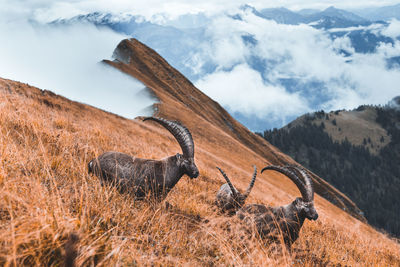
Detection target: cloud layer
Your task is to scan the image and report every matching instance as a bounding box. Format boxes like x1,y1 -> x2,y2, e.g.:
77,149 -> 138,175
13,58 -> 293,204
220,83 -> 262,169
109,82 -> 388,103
193,11 -> 400,129
0,21 -> 155,119
196,64 -> 309,124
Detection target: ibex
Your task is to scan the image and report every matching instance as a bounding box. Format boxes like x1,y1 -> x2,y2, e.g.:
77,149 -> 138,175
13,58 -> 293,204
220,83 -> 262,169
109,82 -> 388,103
237,165 -> 318,249
88,117 -> 199,199
215,166 -> 257,215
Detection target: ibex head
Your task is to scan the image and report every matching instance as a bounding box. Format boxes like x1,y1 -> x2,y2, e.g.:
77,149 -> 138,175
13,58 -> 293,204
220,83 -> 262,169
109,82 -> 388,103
143,117 -> 199,179
215,166 -> 257,213
294,198 -> 318,221
261,165 -> 318,221
176,154 -> 199,179
289,166 -> 318,221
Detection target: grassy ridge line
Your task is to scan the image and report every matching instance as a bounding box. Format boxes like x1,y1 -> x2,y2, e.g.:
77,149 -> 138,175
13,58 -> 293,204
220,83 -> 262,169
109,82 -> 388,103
0,78 -> 399,265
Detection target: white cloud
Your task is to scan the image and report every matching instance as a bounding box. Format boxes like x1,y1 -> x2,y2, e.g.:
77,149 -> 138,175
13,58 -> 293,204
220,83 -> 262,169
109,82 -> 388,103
381,19 -> 400,38
0,21 -> 155,119
196,64 -> 309,121
201,16 -> 249,70
194,10 -> 400,122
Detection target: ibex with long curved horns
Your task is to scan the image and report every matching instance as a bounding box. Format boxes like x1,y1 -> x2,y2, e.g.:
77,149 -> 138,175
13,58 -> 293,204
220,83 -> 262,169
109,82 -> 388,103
88,117 -> 199,200
237,165 -> 318,248
215,166 -> 257,215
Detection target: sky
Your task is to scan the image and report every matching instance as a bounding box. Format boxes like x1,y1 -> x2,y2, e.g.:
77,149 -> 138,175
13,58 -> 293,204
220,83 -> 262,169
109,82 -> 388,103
2,0 -> 400,23
1,0 -> 400,129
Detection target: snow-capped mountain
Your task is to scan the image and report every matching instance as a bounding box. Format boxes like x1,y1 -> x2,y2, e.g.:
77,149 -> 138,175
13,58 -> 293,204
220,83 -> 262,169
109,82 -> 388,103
249,6 -> 305,25
308,6 -> 368,24
353,4 -> 400,21
249,5 -> 370,28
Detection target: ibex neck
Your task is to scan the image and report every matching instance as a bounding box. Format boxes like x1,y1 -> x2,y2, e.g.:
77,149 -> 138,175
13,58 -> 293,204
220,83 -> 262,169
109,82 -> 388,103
163,155 -> 185,190
283,202 -> 305,228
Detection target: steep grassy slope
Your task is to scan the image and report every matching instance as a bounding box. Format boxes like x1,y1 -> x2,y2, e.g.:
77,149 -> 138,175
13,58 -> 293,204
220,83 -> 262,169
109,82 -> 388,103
0,40 -> 399,265
104,38 -> 364,221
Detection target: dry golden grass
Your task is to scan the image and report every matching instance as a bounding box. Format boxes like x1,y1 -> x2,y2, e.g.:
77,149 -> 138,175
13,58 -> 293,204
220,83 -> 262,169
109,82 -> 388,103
1,78 -> 400,266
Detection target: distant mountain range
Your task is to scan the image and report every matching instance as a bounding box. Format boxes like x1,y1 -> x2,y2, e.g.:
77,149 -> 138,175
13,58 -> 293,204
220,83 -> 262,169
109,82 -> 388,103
51,4 -> 399,66
242,5 -> 397,56
352,4 -> 400,21
248,5 -> 370,28
252,4 -> 400,25
52,5 -> 400,61
51,4 -> 400,71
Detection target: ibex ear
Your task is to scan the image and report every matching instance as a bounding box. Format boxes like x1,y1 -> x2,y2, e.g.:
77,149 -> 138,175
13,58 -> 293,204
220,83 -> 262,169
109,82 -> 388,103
176,154 -> 186,166
294,197 -> 303,207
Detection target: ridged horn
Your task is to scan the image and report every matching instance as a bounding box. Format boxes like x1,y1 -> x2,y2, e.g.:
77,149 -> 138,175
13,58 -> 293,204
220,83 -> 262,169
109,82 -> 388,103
143,117 -> 194,158
261,165 -> 309,201
286,165 -> 314,202
244,165 -> 257,198
216,167 -> 238,198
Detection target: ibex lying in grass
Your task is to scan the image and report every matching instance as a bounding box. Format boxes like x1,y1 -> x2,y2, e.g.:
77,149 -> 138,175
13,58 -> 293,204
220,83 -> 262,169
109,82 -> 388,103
215,166 -> 257,215
237,165 -> 318,249
88,117 -> 199,199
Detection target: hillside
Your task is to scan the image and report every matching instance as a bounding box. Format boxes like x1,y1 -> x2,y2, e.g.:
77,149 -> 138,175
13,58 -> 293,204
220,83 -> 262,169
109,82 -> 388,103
0,38 -> 399,265
282,107 -> 391,154
104,38 -> 364,221
260,105 -> 400,237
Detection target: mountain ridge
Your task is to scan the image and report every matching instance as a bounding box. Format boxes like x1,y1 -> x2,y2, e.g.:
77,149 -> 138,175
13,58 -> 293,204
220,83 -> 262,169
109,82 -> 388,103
250,5 -> 370,27
353,3 -> 400,21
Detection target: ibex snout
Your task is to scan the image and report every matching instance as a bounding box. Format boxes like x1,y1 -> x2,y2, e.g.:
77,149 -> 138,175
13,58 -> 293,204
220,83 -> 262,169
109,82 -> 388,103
307,206 -> 318,220
191,169 -> 199,178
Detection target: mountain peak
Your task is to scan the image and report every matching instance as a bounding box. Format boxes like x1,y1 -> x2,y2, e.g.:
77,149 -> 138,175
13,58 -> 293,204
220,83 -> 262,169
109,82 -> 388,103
388,96 -> 400,111
319,6 -> 368,22
325,6 -> 338,11
257,6 -> 304,24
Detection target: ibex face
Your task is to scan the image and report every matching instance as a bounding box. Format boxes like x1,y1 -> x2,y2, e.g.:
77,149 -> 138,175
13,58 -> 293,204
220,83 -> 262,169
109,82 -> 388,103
177,154 -> 199,179
294,197 -> 318,221
215,166 -> 257,215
